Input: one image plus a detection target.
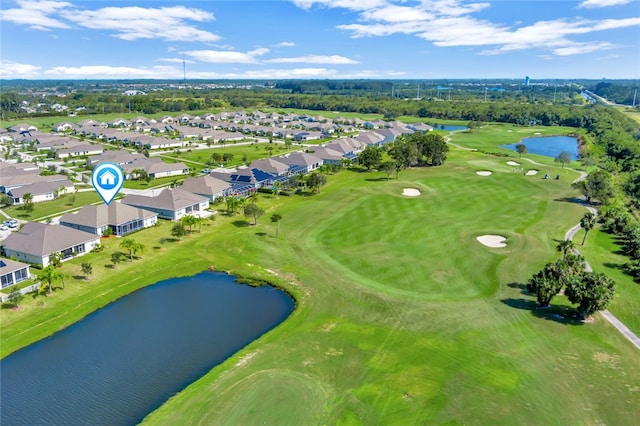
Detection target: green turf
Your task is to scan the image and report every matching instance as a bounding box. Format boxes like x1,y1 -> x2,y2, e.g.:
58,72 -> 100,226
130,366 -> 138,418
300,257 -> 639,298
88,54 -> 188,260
1,129 -> 639,425
2,191 -> 103,221
577,228 -> 640,336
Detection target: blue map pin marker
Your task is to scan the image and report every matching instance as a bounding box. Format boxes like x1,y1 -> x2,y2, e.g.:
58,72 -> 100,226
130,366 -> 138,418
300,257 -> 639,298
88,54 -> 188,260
91,162 -> 124,206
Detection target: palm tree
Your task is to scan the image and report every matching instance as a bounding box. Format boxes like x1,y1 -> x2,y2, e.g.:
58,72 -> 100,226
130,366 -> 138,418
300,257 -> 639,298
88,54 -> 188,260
556,239 -> 576,259
270,213 -> 282,237
38,265 -> 64,295
181,215 -> 197,234
119,238 -> 139,261
580,212 -> 596,245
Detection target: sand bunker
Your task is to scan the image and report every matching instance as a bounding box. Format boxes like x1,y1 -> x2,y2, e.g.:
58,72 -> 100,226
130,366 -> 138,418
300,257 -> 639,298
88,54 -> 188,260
476,171 -> 492,176
477,235 -> 507,248
506,161 -> 520,166
402,188 -> 421,197
525,170 -> 539,176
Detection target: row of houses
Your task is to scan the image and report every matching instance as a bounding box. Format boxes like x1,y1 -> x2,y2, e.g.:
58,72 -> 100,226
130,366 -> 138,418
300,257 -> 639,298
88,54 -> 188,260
0,162 -> 74,205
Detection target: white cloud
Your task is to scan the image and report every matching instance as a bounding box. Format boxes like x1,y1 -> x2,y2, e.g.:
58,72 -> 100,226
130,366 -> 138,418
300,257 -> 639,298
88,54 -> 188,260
60,5 -> 219,42
292,0 -> 386,11
156,58 -> 197,64
0,60 -> 41,78
277,41 -> 296,47
1,0 -> 71,30
552,41 -> 614,56
266,55 -> 359,64
311,0 -> 640,56
43,65 -> 183,79
184,48 -> 269,64
578,0 -> 630,8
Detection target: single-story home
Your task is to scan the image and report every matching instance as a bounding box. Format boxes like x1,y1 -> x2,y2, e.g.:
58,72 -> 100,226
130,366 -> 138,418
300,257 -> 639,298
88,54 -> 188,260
121,188 -> 209,221
2,222 -> 100,267
181,176 -> 233,201
59,202 -> 158,237
8,179 -> 75,205
276,152 -> 323,174
0,258 -> 31,290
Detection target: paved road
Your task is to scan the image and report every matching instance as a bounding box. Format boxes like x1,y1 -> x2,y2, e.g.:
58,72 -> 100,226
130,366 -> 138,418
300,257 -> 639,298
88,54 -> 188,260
565,204 -> 640,350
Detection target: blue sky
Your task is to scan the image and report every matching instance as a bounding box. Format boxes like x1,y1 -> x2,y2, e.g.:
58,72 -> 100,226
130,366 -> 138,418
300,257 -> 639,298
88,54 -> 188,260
1,0 -> 639,80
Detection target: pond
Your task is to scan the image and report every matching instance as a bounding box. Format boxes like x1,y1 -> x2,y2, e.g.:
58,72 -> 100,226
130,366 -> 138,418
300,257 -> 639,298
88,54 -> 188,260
0,271 -> 294,426
501,135 -> 579,159
433,124 -> 469,132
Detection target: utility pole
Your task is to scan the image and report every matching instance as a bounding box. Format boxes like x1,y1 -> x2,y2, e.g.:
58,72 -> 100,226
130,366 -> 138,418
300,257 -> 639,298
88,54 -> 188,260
484,87 -> 488,102
553,85 -> 557,104
183,52 -> 186,84
633,89 -> 637,108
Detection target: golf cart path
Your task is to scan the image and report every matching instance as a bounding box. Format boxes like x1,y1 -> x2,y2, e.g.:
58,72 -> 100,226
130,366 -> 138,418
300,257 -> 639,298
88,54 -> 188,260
565,205 -> 640,350
446,134 -> 634,348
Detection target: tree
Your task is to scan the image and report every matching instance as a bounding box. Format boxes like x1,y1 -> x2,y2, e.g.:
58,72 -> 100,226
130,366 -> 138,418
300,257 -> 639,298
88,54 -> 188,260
0,193 -> 13,207
226,196 -> 240,215
357,145 -> 382,170
556,239 -> 576,259
22,193 -> 34,213
380,160 -> 396,181
81,262 -> 93,280
270,213 -> 282,237
111,252 -> 123,269
171,222 -> 187,241
49,251 -> 63,268
515,144 -> 527,158
38,265 -> 63,295
555,151 -> 572,168
119,238 -> 140,261
565,272 -> 616,319
244,203 -> 264,225
181,215 -> 198,234
416,133 -> 449,166
580,212 -> 596,245
573,169 -> 615,205
8,286 -> 24,308
307,172 -> 327,193
389,136 -> 419,171
526,262 -> 564,307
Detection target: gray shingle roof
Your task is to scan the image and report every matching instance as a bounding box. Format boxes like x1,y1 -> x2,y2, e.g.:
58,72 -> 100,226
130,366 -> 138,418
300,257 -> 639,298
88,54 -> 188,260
2,222 -> 99,257
59,202 -> 157,228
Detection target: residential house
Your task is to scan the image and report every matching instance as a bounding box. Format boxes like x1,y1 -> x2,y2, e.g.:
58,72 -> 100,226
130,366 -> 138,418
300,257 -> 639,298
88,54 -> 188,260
306,146 -> 344,165
8,179 -> 75,204
120,157 -> 189,179
2,222 -> 100,267
121,188 -> 209,221
57,143 -> 104,159
59,202 -> 158,237
86,150 -> 145,167
0,173 -> 68,194
249,158 -> 290,177
277,152 -> 323,174
181,175 -> 233,201
0,258 -> 31,290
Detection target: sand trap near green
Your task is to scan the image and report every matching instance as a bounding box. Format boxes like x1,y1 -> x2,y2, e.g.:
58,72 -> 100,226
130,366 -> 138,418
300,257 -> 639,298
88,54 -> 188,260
506,161 -> 520,166
525,169 -> 539,176
476,171 -> 492,176
402,188 -> 421,196
477,235 -> 507,248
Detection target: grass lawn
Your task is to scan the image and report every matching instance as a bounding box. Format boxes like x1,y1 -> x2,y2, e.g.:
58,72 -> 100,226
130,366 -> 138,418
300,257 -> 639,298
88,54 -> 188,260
159,142 -> 302,169
2,138 -> 638,425
2,191 -> 103,221
450,123 -> 579,155
577,227 -> 640,336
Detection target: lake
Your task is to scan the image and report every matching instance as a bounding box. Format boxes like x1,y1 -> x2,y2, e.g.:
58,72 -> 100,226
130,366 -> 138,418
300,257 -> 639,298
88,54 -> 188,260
501,135 -> 579,159
0,271 -> 294,426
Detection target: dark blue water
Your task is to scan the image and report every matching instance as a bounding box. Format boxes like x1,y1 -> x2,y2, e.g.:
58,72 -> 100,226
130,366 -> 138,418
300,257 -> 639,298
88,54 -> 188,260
0,272 -> 294,426
433,125 -> 469,131
501,135 -> 579,159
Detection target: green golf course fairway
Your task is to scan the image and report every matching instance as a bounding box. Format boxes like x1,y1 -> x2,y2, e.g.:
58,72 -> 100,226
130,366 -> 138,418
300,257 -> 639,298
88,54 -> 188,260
142,147 -> 640,425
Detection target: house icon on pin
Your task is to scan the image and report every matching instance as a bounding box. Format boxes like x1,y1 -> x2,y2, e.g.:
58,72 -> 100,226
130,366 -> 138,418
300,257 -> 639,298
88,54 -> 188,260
99,170 -> 117,187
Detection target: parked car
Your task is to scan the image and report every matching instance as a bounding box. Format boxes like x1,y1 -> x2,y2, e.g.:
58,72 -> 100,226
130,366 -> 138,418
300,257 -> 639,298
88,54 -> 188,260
0,225 -> 8,231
